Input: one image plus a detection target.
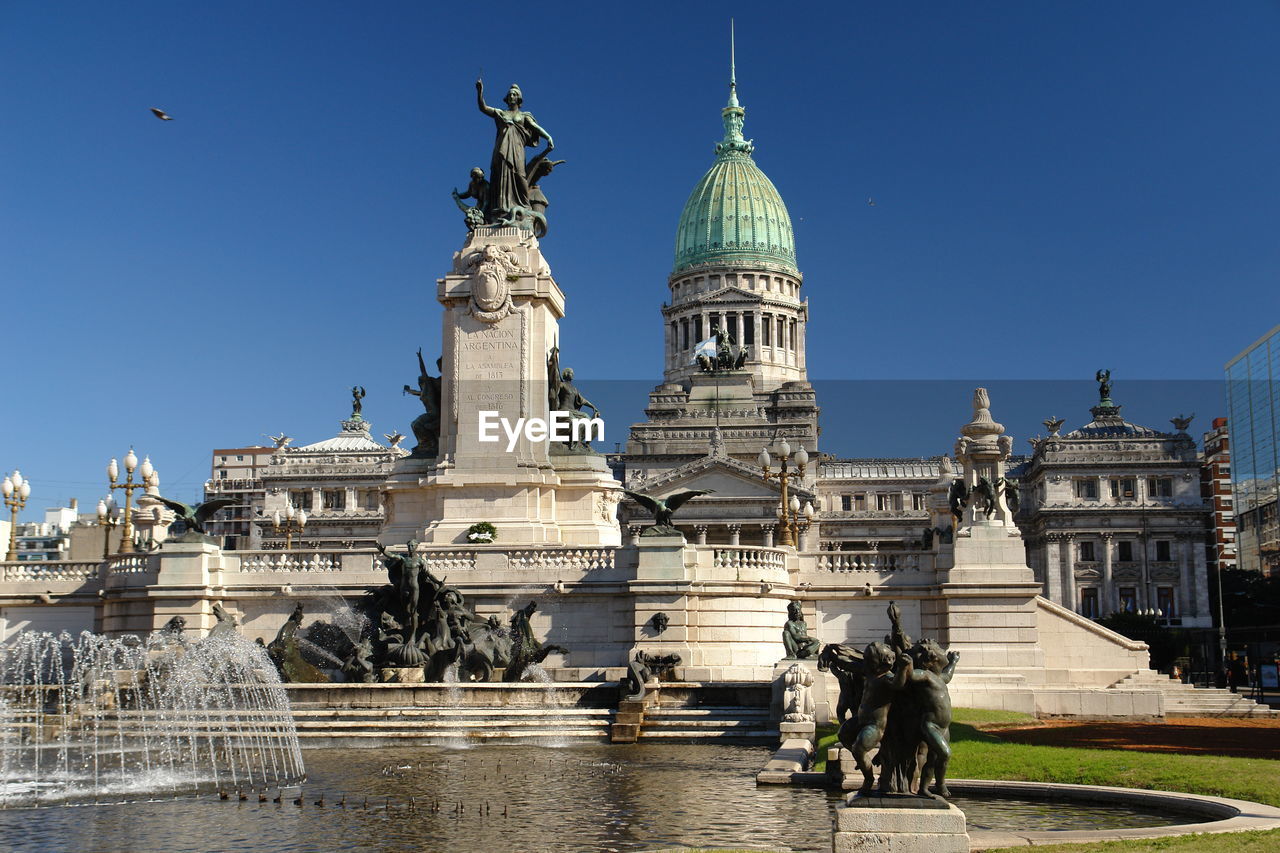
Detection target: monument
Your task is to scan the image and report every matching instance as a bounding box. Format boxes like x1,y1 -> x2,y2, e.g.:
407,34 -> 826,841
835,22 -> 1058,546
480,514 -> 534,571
382,79 -> 621,547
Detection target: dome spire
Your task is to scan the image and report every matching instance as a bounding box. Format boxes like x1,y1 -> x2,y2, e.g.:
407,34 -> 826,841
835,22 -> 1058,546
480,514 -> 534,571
717,20 -> 753,157
728,19 -> 739,108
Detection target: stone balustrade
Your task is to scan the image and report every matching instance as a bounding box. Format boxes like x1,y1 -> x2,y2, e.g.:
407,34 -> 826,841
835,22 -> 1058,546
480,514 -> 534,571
237,550 -> 345,572
706,545 -> 788,572
0,560 -> 100,582
104,554 -> 154,575
504,548 -> 615,571
815,551 -> 925,572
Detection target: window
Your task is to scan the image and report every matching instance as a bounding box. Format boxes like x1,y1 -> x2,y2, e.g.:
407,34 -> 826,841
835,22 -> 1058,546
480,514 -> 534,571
762,314 -> 771,346
220,456 -> 227,462
1156,587 -> 1177,619
219,470 -> 228,479
743,312 -> 754,345
841,495 -> 852,512
1118,588 -> 1137,613
912,493 -> 926,511
1220,466 -> 1231,478
854,493 -> 866,511
727,314 -> 738,343
876,494 -> 903,512
290,490 -> 312,511
777,318 -> 785,348
1080,588 -> 1100,619
1118,540 -> 1134,562
322,490 -> 346,511
693,316 -> 702,341
236,455 -> 244,462
1148,477 -> 1173,497
1110,478 -> 1136,499
1155,540 -> 1172,561
1078,541 -> 1096,562
1076,480 -> 1099,499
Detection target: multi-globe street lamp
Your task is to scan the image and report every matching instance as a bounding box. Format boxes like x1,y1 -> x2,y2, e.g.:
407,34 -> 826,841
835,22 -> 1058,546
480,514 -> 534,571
758,439 -> 810,548
107,450 -> 154,555
3,470 -> 32,561
96,496 -> 123,558
273,502 -> 307,550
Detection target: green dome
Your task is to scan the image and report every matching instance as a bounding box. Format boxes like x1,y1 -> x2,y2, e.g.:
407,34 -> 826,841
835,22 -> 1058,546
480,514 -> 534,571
673,87 -> 797,276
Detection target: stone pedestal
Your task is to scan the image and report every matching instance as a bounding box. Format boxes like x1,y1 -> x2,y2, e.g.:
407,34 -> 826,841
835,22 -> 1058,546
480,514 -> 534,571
381,225 -> 621,547
770,658 -> 830,731
832,795 -> 969,853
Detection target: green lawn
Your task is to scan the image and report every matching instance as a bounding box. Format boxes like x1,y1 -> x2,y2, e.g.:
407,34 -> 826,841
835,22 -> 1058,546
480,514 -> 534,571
808,708 -> 1280,852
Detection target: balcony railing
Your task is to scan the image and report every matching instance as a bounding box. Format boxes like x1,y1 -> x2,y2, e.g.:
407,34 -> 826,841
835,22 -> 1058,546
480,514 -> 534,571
816,552 -> 923,572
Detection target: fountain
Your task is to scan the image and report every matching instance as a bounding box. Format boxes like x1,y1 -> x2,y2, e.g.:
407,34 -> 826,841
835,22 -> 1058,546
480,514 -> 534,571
0,628 -> 305,807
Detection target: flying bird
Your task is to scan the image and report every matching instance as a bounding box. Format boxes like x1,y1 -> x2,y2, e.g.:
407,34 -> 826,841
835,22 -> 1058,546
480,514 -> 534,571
150,108 -> 173,121
867,197 -> 876,207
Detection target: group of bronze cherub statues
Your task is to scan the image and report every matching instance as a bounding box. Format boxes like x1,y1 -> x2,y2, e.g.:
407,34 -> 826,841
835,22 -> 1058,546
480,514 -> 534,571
813,603 -> 959,799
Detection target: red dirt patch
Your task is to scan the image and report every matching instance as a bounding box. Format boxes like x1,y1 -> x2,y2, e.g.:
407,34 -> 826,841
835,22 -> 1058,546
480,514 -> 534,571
986,717 -> 1280,760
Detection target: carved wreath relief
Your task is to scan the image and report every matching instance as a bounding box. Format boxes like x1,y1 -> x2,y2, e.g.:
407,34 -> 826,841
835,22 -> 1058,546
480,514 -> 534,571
460,243 -> 524,323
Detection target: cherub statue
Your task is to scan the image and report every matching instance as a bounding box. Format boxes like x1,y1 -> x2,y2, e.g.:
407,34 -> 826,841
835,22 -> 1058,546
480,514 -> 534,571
908,640 -> 960,798
841,642 -> 911,796
452,167 -> 489,232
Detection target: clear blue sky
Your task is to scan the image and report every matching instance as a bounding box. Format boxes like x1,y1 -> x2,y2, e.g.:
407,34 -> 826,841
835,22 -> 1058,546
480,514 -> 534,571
2,2 -> 1278,517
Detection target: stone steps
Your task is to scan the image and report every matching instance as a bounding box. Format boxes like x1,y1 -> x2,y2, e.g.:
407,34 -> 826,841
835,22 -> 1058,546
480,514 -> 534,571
1111,671 -> 1280,718
286,705 -> 614,742
637,706 -> 775,742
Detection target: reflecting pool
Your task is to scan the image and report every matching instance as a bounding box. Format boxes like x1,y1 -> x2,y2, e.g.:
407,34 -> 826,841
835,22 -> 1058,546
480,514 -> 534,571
0,744 -> 1196,853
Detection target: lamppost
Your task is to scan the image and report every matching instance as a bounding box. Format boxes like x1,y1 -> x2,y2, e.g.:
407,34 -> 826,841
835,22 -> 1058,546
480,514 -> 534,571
3,470 -> 31,561
777,494 -> 816,551
759,439 -> 808,548
107,450 -> 153,555
96,496 -> 122,558
273,502 -> 307,550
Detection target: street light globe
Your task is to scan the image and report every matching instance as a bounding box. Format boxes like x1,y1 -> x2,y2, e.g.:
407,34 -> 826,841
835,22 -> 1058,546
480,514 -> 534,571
777,439 -> 791,459
19,482 -> 29,500
757,449 -> 771,469
139,457 -> 154,480
297,510 -> 308,528
124,449 -> 138,473
2,477 -> 11,498
272,511 -> 281,528
804,502 -> 815,519
10,471 -> 22,490
107,458 -> 119,482
795,446 -> 809,467
789,495 -> 800,513
97,499 -> 108,520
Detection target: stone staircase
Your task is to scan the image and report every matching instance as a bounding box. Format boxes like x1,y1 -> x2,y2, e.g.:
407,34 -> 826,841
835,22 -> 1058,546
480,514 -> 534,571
1111,670 -> 1280,718
619,681 -> 776,742
282,681 -> 619,745
290,705 -> 615,745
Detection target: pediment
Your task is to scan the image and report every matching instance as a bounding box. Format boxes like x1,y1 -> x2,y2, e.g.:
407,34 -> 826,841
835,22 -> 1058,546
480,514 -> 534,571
628,454 -> 814,502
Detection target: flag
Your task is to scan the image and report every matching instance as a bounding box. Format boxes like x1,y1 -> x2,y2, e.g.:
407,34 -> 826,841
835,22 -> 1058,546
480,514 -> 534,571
693,336 -> 717,363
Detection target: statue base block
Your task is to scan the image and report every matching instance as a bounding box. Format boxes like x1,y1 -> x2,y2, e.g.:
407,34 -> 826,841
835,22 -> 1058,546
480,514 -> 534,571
380,667 -> 425,684
832,795 -> 969,853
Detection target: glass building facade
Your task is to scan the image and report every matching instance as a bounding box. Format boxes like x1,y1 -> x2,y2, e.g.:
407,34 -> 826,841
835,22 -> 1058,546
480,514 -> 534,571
1225,324 -> 1280,574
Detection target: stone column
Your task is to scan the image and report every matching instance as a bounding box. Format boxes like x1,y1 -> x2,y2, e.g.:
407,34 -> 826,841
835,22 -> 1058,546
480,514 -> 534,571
753,312 -> 762,357
727,523 -> 741,546
1045,535 -> 1063,603
311,488 -> 323,513
344,487 -> 356,512
1101,532 -> 1114,614
1062,534 -> 1077,612
761,524 -> 775,548
695,525 -> 708,546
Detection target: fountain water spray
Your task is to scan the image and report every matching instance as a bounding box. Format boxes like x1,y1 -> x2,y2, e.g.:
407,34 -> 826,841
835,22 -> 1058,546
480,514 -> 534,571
0,630 -> 305,807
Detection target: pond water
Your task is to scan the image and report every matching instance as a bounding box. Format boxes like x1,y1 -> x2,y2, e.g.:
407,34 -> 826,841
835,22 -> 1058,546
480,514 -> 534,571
0,744 -> 1198,853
